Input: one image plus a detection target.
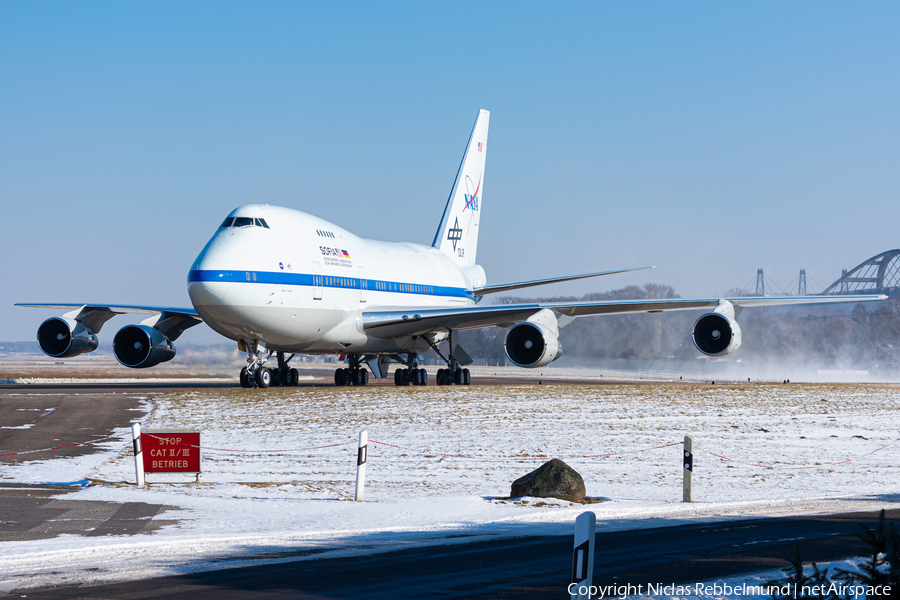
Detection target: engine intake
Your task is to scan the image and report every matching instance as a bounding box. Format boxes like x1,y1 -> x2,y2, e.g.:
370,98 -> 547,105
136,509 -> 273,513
692,313 -> 742,357
113,325 -> 176,368
504,322 -> 563,368
37,317 -> 99,358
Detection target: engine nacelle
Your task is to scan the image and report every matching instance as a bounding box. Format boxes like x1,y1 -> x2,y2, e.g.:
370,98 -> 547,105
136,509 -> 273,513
113,325 -> 176,368
504,322 -> 563,368
36,317 -> 99,358
692,312 -> 743,357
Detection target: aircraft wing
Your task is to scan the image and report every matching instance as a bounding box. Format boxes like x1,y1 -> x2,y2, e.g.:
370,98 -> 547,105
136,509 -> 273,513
472,266 -> 653,296
361,294 -> 886,339
14,303 -> 202,340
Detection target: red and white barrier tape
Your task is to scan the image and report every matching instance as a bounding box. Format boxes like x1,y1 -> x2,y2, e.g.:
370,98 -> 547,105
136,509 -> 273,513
0,434 -> 125,458
7,431 -> 894,473
698,436 -> 900,470
369,439 -> 683,461
140,432 -> 354,455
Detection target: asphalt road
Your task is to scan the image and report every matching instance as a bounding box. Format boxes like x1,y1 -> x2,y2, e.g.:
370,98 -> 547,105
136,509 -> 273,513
0,387 -> 150,464
10,509 -> 896,599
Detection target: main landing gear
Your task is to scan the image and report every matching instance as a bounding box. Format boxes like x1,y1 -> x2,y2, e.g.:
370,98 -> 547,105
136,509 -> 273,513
239,343 -> 300,389
334,354 -> 370,386
435,367 -> 471,386
393,365 -> 428,386
392,350 -> 471,386
423,334 -> 471,386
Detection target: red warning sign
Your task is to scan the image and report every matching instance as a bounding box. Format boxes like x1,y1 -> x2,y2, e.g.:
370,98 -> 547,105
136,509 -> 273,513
142,430 -> 201,473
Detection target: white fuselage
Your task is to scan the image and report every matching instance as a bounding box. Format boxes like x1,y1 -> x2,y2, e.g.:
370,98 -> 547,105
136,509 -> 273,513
187,205 -> 479,354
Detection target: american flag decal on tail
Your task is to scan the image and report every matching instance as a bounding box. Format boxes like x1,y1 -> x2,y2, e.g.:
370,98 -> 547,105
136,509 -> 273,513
477,142 -> 483,152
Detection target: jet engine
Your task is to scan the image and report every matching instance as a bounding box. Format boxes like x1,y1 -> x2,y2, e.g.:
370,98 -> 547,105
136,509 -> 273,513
504,322 -> 563,368
692,312 -> 742,357
113,325 -> 176,368
36,317 -> 99,358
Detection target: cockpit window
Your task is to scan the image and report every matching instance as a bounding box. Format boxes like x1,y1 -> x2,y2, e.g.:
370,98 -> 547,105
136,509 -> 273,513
221,216 -> 270,229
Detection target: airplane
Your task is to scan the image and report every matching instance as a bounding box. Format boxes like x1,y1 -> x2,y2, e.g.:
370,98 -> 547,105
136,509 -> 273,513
17,109 -> 886,388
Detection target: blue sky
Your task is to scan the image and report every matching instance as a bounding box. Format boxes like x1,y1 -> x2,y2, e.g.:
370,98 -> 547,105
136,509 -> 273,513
2,2 -> 898,343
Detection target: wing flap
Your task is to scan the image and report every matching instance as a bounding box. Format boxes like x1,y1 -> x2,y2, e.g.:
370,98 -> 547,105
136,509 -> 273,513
473,266 -> 654,296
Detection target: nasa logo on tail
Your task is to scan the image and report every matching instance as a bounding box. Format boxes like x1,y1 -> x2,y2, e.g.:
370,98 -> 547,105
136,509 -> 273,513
462,174 -> 481,213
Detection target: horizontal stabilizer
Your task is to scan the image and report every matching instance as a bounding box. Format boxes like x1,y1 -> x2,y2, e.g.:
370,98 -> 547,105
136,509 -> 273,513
472,266 -> 654,296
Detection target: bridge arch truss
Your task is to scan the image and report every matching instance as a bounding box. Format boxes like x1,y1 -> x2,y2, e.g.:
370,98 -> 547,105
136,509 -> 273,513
822,249 -> 900,297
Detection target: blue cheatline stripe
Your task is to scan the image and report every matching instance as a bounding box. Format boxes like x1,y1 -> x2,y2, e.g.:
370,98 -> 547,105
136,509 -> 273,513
188,270 -> 471,299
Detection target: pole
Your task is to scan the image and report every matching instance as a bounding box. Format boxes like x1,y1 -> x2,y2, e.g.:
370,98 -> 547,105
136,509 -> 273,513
355,429 -> 367,502
132,422 -> 145,487
570,511 -> 596,600
683,435 -> 693,502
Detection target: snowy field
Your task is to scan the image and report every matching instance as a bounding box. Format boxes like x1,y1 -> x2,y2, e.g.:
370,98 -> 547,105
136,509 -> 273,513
1,382 -> 899,593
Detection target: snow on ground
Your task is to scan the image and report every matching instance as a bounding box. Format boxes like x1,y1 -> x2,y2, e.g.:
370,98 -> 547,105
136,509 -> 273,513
1,382 -> 899,592
618,555 -> 872,599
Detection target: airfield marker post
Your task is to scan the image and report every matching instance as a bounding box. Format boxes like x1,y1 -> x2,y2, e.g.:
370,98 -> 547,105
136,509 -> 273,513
355,429 -> 367,501
132,423 -> 145,487
570,511 -> 596,600
683,435 -> 693,502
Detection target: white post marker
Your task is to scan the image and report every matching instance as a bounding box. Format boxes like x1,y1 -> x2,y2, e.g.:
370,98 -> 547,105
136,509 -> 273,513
683,434 -> 693,502
354,429 -> 367,502
570,511 -> 596,600
132,422 -> 145,487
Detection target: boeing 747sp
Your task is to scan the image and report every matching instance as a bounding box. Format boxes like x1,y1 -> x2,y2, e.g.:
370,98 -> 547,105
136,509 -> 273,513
17,109 -> 886,387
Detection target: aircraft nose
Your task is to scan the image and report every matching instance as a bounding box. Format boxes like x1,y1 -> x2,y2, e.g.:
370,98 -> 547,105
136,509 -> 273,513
189,257 -> 230,304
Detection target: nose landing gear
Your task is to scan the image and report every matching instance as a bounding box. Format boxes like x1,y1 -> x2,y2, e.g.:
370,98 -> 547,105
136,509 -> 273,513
239,343 -> 300,389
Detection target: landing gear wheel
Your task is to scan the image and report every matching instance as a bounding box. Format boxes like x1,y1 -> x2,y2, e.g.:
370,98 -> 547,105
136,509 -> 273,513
400,368 -> 411,386
278,368 -> 291,387
354,368 -> 366,386
240,367 -> 253,388
453,369 -> 462,385
335,369 -> 347,387
361,369 -> 369,385
256,367 -> 272,388
462,368 -> 471,385
394,369 -> 402,386
289,368 -> 299,386
417,368 -> 428,386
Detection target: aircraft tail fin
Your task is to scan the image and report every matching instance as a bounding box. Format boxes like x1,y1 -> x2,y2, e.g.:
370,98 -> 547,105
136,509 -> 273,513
432,109 -> 489,267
